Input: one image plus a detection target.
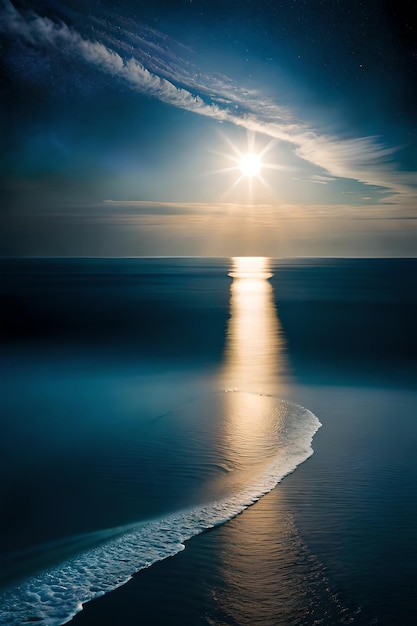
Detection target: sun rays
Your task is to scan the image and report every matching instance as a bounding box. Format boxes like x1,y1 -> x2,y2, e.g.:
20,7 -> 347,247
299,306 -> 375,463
209,131 -> 285,203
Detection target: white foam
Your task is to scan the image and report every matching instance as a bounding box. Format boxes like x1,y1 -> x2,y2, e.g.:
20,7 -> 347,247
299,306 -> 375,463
0,398 -> 320,626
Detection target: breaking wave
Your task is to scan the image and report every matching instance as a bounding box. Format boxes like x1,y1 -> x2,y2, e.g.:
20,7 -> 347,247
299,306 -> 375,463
0,393 -> 320,626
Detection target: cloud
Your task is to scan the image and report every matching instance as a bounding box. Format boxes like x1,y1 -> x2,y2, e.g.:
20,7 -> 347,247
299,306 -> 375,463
1,0 -> 416,204
0,1 -> 223,116
95,200 -> 417,222
4,198 -> 415,257
292,174 -> 337,185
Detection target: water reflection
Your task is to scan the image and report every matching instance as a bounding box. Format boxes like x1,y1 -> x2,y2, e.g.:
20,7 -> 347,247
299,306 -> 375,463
221,256 -> 289,394
213,258 -> 308,624
207,257 -> 293,480
211,487 -> 337,626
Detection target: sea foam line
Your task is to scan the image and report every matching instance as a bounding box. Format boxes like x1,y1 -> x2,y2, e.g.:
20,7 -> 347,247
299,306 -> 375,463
0,399 -> 320,626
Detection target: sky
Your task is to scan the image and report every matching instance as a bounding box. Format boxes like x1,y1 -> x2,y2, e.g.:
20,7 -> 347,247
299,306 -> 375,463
1,0 -> 416,256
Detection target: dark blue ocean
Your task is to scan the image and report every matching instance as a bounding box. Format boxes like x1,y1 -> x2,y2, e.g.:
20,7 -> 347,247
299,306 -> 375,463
1,257 -> 416,625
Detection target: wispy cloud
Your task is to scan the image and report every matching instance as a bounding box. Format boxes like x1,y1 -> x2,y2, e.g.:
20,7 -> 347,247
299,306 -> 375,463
2,0 -> 416,204
0,1 -> 228,117
292,174 -> 337,185
101,200 -> 417,221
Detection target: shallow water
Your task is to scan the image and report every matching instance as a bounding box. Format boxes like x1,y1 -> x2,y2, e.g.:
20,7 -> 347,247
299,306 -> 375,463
67,381 -> 417,626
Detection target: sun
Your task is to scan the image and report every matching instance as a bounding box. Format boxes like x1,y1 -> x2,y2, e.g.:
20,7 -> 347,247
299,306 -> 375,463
239,153 -> 262,177
210,130 -> 282,201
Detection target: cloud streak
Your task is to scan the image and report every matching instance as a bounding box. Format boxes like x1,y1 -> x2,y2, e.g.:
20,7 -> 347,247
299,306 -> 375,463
2,0 -> 416,204
97,200 -> 417,222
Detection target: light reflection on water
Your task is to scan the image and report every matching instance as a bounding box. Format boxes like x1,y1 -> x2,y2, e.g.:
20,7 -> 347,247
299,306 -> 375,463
217,257 -> 291,468
222,256 -> 290,393
211,258 -> 336,625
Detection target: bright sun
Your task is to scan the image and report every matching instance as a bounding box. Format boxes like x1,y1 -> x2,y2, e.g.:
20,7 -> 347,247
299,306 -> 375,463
239,153 -> 262,177
210,130 -> 281,201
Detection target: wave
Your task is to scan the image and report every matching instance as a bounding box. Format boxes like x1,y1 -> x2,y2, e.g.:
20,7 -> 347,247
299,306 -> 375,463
0,393 -> 320,626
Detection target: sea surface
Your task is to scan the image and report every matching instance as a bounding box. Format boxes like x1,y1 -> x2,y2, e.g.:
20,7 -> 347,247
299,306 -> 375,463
0,257 -> 416,625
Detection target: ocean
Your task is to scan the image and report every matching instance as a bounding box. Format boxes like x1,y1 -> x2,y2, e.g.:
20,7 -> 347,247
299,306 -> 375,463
1,257 -> 416,625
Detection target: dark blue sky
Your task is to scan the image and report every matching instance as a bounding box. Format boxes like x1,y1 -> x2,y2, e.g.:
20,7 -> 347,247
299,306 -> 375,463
1,0 -> 416,256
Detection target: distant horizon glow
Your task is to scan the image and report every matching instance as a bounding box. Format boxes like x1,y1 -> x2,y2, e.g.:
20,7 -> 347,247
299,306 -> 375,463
2,199 -> 415,258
